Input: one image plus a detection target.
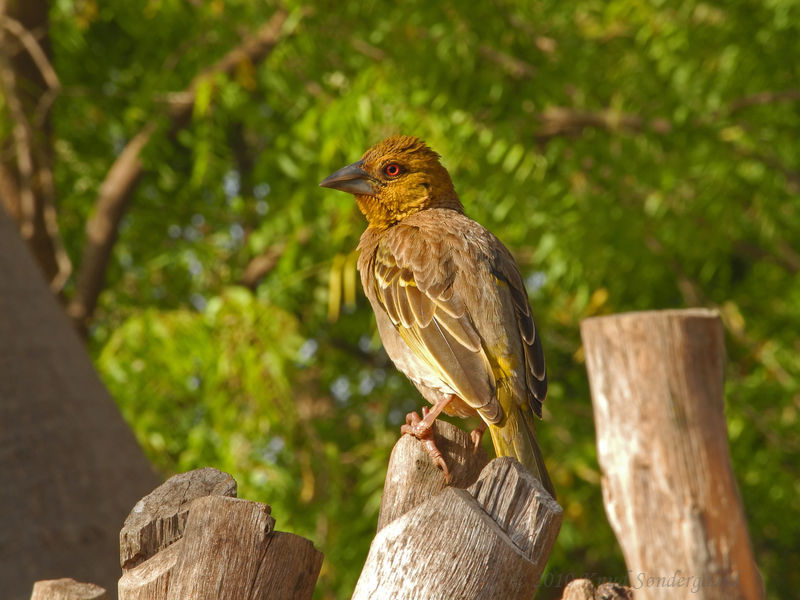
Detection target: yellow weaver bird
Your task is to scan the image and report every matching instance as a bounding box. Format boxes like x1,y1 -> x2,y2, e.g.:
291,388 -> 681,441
320,135 -> 553,496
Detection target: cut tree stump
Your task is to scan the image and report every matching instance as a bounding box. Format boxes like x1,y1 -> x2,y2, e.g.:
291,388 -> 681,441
29,578 -> 107,600
581,309 -> 764,600
166,496 -> 320,600
353,452 -> 562,599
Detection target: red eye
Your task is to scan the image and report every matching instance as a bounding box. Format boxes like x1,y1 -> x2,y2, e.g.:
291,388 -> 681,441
383,163 -> 402,177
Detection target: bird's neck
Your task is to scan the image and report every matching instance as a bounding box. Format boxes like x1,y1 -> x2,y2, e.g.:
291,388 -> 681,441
357,193 -> 464,232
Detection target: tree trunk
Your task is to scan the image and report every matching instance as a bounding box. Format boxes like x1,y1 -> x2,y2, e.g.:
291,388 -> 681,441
0,209 -> 159,599
0,0 -> 70,289
580,309 -> 764,600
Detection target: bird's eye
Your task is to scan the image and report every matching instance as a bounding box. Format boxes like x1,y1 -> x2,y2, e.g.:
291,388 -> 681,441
383,163 -> 402,178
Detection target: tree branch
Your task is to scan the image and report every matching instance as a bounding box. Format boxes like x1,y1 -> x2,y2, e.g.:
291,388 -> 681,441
0,14 -> 60,89
726,89 -> 800,115
479,44 -> 535,79
534,106 -> 671,142
0,2 -> 71,292
240,242 -> 287,290
66,8 -> 293,334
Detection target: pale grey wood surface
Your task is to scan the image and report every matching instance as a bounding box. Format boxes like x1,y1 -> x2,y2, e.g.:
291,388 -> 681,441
561,578 -> 632,600
354,454 -> 562,599
378,419 -> 490,530
118,469 -> 321,600
29,578 -> 107,600
118,541 -> 181,600
581,309 -> 764,600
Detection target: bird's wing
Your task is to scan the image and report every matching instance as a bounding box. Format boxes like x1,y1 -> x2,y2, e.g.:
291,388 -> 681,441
490,247 -> 547,417
370,228 -> 502,422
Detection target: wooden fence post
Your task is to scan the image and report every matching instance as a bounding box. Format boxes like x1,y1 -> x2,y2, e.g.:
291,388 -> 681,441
581,309 -> 764,600
166,496 -> 321,600
30,578 -> 107,600
354,421 -> 562,599
117,467 -> 322,600
378,420 -> 490,530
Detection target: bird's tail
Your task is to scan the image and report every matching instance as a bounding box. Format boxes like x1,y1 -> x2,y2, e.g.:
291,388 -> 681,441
488,403 -> 555,498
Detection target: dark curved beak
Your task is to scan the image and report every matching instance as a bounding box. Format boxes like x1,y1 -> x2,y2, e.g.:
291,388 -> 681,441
319,160 -> 378,196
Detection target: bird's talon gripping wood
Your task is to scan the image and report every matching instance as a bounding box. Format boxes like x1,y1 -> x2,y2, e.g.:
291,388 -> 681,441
321,135 -> 555,497
400,412 -> 451,483
469,422 -> 487,454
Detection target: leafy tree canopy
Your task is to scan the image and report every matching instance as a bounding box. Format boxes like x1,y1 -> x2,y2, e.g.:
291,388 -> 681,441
12,0 -> 798,597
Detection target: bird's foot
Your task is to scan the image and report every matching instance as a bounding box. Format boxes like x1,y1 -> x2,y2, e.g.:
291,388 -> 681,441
469,421 -> 487,454
401,407 -> 451,483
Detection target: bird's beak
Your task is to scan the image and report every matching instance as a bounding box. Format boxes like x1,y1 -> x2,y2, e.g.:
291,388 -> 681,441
319,160 -> 378,196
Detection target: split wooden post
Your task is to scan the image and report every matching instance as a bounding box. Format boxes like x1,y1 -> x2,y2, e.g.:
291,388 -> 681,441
118,467 -> 237,600
581,309 -> 764,600
378,419 -> 490,530
166,496 -> 321,600
354,420 -> 562,600
117,467 -> 322,600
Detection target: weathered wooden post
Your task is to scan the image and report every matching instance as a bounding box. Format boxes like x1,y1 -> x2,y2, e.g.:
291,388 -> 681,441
117,467 -> 322,600
377,419 -> 490,529
30,579 -> 107,600
353,420 -> 562,599
581,309 -> 764,600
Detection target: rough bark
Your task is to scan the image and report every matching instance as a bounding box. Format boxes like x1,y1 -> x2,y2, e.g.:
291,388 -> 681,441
0,210 -> 159,599
581,309 -> 764,600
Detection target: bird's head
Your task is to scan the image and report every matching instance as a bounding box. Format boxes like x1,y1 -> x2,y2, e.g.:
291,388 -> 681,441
319,135 -> 462,230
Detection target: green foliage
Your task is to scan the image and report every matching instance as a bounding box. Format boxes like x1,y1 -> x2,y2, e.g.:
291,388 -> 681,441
43,0 -> 799,597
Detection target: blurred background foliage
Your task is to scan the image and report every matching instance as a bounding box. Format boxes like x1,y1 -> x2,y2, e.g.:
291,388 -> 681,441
16,0 -> 799,597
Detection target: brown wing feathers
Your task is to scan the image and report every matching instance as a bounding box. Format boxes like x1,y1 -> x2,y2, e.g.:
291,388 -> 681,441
371,232 -> 499,420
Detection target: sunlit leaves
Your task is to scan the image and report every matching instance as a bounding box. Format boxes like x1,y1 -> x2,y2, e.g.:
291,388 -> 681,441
42,0 -> 800,597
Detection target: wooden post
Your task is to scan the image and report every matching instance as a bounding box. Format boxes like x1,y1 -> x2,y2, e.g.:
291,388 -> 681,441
166,496 -> 321,600
118,468 -> 322,600
120,467 -> 237,571
30,579 -> 107,600
354,423 -> 562,600
561,579 -> 632,600
581,309 -> 764,600
118,468 -> 237,600
377,419 -> 490,530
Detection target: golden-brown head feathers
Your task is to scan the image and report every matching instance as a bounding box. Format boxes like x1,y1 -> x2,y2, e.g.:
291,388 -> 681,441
320,136 -> 463,230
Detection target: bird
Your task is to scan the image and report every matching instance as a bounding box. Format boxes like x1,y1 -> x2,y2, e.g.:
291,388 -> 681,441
319,135 -> 554,496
